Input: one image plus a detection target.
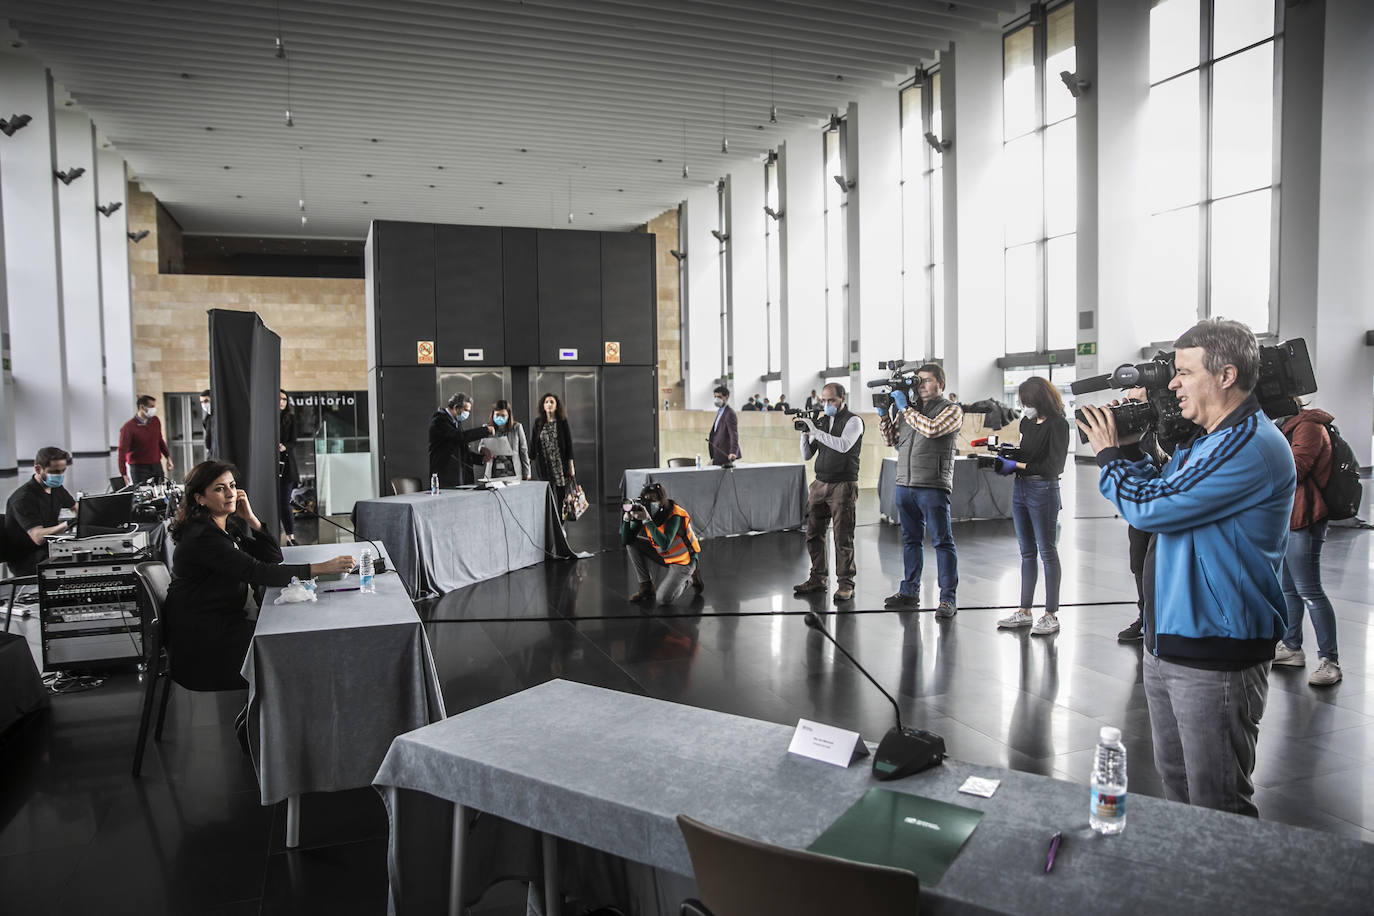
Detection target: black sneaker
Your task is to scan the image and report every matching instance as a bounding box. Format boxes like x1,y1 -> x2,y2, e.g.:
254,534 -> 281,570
884,593 -> 919,609
1117,618 -> 1144,642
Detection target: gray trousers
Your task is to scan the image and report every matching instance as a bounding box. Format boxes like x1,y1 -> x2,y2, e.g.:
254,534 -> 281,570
1143,652 -> 1269,817
627,544 -> 696,606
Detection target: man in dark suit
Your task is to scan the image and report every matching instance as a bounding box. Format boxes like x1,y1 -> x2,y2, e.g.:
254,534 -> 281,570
707,385 -> 740,466
428,392 -> 493,486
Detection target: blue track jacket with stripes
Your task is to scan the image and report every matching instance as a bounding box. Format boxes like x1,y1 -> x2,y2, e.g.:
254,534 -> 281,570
1096,395 -> 1295,667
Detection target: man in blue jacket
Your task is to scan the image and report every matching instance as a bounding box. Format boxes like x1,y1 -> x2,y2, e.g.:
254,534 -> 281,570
1077,319 -> 1294,817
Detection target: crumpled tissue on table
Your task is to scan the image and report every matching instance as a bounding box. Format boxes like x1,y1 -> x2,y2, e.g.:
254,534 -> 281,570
273,577 -> 318,604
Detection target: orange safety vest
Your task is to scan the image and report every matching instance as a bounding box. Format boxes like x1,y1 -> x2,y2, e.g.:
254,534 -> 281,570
637,503 -> 700,566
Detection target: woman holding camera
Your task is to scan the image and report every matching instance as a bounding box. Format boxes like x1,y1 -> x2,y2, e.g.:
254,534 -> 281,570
995,377 -> 1071,635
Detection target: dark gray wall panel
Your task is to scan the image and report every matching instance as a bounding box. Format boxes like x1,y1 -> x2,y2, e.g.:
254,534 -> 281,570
503,228 -> 539,365
537,229 -> 601,365
599,232 -> 656,366
436,225 -> 504,365
377,365 -> 436,487
599,365 -> 657,498
373,221 -> 436,366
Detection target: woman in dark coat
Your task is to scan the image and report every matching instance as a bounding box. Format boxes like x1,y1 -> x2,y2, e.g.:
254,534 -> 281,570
530,392 -> 576,512
278,390 -> 300,546
164,461 -> 354,694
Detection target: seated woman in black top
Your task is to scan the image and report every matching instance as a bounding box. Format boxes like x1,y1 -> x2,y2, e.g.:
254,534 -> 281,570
993,377 -> 1071,636
164,461 -> 354,691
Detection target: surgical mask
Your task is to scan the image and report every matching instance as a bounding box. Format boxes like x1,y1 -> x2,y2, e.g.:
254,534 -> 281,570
1023,406 -> 1039,420
44,473 -> 65,488
647,501 -> 661,514
200,402 -> 211,415
713,397 -> 724,408
823,403 -> 838,417
494,415 -> 508,427
457,410 -> 470,422
144,407 -> 157,418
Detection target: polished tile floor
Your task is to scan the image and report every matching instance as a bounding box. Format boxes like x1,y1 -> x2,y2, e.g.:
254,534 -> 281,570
2,464 -> 1372,914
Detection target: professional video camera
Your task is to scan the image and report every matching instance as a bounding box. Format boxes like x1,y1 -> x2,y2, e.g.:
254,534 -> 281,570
1069,338 -> 1317,444
867,359 -> 922,413
971,435 -> 1023,471
129,478 -> 185,522
783,405 -> 824,432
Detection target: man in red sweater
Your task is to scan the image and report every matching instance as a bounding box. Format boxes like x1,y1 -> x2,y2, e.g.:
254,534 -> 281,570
118,395 -> 174,486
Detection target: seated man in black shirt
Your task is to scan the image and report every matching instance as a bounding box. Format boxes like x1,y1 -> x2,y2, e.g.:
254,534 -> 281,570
3,447 -> 77,577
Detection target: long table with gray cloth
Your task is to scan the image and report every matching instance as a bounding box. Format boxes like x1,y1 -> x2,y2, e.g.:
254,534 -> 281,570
879,455 -> 1014,522
243,541 -> 446,848
354,481 -> 576,598
620,463 -> 807,539
374,679 -> 1374,916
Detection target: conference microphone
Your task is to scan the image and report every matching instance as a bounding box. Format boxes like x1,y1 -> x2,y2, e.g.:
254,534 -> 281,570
289,498 -> 388,575
802,611 -> 945,781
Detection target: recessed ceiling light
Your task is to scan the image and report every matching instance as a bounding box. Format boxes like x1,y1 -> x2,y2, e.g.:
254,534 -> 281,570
222,165 -> 231,170
656,158 -> 664,163
370,138 -> 379,143
180,72 -> 192,79
235,194 -> 243,199
617,188 -> 623,192
362,200 -> 369,204
365,173 -> 372,178
495,180 -> 503,185
518,148 -> 528,153
205,126 -> 214,131
477,205 -> 484,210
834,74 -> 844,80
436,165 -> 444,170
428,184 -> 435,188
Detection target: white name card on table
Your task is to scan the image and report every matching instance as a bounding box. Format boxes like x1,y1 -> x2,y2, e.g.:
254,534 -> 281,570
788,718 -> 870,768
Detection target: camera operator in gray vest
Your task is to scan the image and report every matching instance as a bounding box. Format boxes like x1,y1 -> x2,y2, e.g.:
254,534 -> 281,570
879,364 -> 962,618
793,382 -> 864,604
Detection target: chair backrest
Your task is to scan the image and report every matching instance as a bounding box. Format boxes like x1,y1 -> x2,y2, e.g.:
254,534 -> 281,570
677,814 -> 920,916
134,561 -> 172,662
667,458 -> 697,468
391,476 -> 423,495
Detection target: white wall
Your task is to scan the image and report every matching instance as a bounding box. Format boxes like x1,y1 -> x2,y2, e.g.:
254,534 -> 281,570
778,131 -> 827,401
0,156 -> 13,471
853,87 -> 903,408
682,182 -> 722,409
97,149 -> 134,450
728,162 -> 767,400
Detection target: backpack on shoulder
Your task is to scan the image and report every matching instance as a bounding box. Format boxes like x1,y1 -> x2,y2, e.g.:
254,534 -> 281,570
1318,423 -> 1363,521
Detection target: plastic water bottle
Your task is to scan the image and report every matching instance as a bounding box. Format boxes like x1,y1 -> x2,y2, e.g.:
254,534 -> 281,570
359,548 -> 376,594
695,454 -> 702,468
430,473 -> 439,495
1089,725 -> 1127,834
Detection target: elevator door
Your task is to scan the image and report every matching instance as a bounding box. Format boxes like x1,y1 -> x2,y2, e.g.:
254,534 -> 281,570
531,369 -> 601,502
436,368 -> 511,421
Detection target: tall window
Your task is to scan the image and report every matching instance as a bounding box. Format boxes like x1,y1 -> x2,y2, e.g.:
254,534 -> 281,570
1145,0 -> 1280,342
764,153 -> 782,384
822,122 -> 849,372
1002,2 -> 1077,356
900,73 -> 943,362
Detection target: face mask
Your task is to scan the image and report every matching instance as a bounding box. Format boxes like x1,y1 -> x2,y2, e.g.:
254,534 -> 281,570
713,397 -> 724,408
647,501 -> 661,514
823,403 -> 838,417
144,407 -> 157,418
494,415 -> 508,427
457,410 -> 470,422
1023,406 -> 1039,420
44,473 -> 65,488
201,402 -> 211,415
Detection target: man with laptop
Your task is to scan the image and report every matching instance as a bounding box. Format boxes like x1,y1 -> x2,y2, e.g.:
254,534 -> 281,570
3,447 -> 76,578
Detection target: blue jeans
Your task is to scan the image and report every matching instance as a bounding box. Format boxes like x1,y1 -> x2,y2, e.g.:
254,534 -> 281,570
1280,520 -> 1339,661
1012,477 -> 1061,614
894,485 -> 957,603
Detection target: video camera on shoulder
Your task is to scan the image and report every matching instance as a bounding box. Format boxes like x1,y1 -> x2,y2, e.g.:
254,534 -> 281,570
972,435 -> 1022,471
783,405 -> 825,432
867,359 -> 921,413
1068,338 -> 1316,445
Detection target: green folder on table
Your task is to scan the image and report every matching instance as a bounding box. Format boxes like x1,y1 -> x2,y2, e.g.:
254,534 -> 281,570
807,788 -> 983,886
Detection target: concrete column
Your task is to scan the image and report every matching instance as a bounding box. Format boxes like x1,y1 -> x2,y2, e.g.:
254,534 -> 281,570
683,182 -> 721,409
55,109 -> 107,456
942,30 -> 1005,402
778,134 -> 827,401
727,161 -> 767,399
0,51 -> 69,460
0,160 -> 14,472
853,88 -> 902,408
97,149 -> 134,451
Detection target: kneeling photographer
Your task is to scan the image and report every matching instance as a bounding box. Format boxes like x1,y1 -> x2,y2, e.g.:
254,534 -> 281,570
622,482 -> 704,607
992,377 -> 1070,635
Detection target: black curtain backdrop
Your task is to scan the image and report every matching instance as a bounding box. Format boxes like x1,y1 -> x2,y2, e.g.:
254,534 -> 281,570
208,310 -> 282,536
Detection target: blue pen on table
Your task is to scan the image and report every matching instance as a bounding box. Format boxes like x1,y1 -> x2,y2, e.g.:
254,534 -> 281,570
1044,831 -> 1062,873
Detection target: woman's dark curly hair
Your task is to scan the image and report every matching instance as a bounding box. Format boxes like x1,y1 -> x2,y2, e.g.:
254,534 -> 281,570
169,460 -> 239,541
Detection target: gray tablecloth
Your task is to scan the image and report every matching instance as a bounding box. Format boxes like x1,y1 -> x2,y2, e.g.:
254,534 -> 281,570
375,679 -> 1374,915
620,464 -> 807,539
242,542 -> 446,805
879,456 -> 1014,521
354,482 -> 577,599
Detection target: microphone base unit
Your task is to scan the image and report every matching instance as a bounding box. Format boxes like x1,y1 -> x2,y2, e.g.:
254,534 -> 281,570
872,726 -> 947,781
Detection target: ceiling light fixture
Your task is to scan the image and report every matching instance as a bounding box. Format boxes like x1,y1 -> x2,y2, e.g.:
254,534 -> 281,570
97,201 -> 122,217
54,167 -> 86,185
0,113 -> 33,137
769,50 -> 778,123
720,90 -> 729,154
276,0 -> 295,127
128,230 -> 149,243
296,144 -> 308,226
567,175 -> 574,224
681,120 -> 689,180
1060,70 -> 1092,98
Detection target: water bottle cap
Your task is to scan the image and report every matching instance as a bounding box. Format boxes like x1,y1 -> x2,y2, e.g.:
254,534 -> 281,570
1100,726 -> 1122,744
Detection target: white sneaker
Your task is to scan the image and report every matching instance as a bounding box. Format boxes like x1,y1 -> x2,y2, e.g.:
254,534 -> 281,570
997,609 -> 1033,629
1031,614 -> 1060,636
1309,659 -> 1342,687
1273,643 -> 1306,667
